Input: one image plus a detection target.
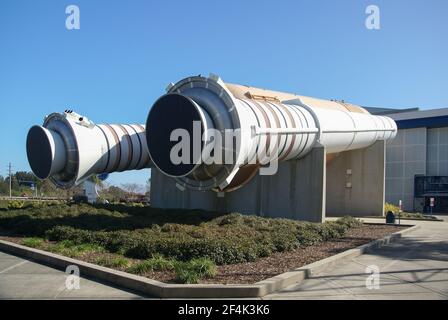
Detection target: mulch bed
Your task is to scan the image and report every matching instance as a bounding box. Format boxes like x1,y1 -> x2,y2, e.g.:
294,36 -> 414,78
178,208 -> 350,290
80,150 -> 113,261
200,224 -> 406,284
0,224 -> 407,285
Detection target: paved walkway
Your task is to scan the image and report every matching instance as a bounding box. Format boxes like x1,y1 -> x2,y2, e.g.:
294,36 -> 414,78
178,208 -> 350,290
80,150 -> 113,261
264,218 -> 448,300
1,217 -> 447,299
0,251 -> 145,299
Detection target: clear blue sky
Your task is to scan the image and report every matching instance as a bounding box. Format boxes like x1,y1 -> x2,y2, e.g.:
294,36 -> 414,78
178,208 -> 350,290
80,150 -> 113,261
0,0 -> 447,186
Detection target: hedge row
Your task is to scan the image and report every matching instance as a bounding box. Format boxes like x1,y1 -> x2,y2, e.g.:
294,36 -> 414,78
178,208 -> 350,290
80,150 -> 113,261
45,214 -> 362,264
0,201 -> 223,235
0,202 -> 362,265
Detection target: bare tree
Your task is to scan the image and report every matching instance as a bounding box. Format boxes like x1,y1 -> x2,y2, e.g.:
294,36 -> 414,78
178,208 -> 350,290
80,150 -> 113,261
121,183 -> 144,195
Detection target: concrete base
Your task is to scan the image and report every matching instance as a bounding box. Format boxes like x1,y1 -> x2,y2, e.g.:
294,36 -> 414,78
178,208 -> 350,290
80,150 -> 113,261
151,144 -> 326,222
151,140 -> 387,221
326,140 -> 386,217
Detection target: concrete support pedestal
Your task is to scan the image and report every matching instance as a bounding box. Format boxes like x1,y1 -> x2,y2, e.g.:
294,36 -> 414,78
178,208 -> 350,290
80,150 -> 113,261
150,140 -> 386,221
150,144 -> 326,222
326,140 -> 386,217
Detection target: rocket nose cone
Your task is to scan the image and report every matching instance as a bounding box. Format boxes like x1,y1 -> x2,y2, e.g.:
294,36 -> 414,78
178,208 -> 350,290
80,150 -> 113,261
26,126 -> 54,179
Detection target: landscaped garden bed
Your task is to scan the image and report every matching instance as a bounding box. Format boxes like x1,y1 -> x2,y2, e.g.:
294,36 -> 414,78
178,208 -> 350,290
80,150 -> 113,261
382,202 -> 442,221
0,200 -> 406,284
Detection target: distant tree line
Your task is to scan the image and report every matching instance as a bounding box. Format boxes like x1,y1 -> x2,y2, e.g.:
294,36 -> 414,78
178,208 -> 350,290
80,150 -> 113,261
0,171 -> 150,202
98,180 -> 150,203
0,171 -> 82,198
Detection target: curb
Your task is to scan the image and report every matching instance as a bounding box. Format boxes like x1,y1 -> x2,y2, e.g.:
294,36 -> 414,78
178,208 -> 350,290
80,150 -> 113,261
0,224 -> 419,298
289,224 -> 419,278
363,216 -> 443,222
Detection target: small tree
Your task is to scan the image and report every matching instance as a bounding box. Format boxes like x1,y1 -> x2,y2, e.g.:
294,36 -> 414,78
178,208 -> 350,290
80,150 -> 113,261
102,185 -> 127,202
121,183 -> 144,195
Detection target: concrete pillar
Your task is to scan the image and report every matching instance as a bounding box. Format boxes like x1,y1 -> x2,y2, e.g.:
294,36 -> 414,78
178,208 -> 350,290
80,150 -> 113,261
326,140 -> 386,217
150,169 -> 216,210
256,143 -> 326,222
150,144 -> 327,222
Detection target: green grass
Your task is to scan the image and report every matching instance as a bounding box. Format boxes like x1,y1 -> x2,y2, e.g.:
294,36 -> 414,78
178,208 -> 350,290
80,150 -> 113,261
21,237 -> 44,248
127,255 -> 175,274
48,240 -> 103,258
20,237 -> 104,258
174,258 -> 217,284
96,257 -> 130,269
126,256 -> 218,284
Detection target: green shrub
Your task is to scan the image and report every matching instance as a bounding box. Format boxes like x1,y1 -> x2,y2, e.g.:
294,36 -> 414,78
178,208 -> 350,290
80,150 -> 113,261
212,213 -> 244,226
335,216 -> 363,228
7,200 -> 25,210
41,215 -> 361,264
385,202 -> 400,214
397,212 -> 438,220
296,223 -> 323,246
401,212 -> 424,219
0,202 -> 363,265
294,218 -> 361,247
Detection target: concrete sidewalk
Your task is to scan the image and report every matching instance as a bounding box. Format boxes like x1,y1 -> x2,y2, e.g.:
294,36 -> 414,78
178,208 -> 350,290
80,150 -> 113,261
0,251 -> 146,299
264,218 -> 448,300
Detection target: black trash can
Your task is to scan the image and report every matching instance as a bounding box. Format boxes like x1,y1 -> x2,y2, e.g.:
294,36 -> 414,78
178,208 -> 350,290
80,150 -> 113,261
386,211 -> 396,224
